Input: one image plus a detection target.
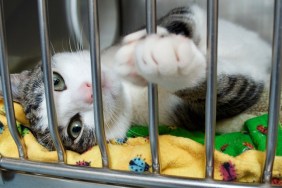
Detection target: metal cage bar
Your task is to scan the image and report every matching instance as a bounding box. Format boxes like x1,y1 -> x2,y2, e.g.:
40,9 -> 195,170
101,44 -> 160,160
146,0 -> 161,174
0,0 -> 27,159
37,0 -> 66,163
263,0 -> 282,184
0,157 -> 272,188
88,0 -> 109,168
0,0 -> 280,187
205,0 -> 218,179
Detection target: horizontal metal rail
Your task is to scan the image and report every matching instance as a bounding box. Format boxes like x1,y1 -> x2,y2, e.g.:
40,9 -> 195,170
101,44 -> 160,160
0,157 -> 271,188
0,0 -> 279,187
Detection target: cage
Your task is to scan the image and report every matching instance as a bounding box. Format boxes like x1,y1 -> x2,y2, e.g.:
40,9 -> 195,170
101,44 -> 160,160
0,0 -> 281,187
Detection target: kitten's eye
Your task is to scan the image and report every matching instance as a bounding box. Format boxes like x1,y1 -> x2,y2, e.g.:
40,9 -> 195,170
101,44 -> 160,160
68,118 -> 83,139
53,72 -> 66,91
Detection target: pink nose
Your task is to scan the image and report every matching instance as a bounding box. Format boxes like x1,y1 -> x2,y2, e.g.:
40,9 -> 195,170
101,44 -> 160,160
82,82 -> 93,104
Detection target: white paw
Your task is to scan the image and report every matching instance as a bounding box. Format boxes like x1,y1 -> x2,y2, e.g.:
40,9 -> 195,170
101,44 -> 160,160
114,27 -> 169,86
137,34 -> 207,91
114,42 -> 148,86
115,33 -> 206,91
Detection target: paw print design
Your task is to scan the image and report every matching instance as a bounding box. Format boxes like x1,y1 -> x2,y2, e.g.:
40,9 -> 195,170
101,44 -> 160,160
256,125 -> 267,135
129,155 -> 150,173
76,160 -> 91,167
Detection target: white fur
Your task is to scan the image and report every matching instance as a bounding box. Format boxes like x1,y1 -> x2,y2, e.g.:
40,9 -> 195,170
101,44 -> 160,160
38,5 -> 271,141
114,5 -> 271,90
39,51 -> 132,140
111,5 -> 271,133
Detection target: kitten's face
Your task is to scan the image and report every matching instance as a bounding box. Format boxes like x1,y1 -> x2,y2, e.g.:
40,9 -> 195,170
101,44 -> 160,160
36,51 -> 131,153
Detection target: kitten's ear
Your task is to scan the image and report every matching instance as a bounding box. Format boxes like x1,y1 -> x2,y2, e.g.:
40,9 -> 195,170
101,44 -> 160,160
0,70 -> 30,102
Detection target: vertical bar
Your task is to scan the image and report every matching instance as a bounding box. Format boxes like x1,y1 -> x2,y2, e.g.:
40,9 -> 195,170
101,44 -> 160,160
263,0 -> 282,183
0,0 -> 27,159
37,0 -> 66,163
0,168 -> 3,185
146,0 -> 160,174
205,0 -> 218,179
88,0 -> 109,168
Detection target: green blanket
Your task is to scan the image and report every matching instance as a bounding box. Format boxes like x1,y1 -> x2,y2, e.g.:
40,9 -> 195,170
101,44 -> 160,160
127,114 -> 282,157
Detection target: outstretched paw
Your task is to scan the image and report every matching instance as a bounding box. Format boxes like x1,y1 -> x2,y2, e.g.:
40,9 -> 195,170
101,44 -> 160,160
135,34 -> 206,91
115,32 -> 206,91
114,41 -> 148,86
114,27 -> 169,86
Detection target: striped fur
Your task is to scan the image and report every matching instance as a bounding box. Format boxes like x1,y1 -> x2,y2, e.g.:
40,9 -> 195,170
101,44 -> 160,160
174,75 -> 264,130
160,7 -> 268,129
116,5 -> 270,131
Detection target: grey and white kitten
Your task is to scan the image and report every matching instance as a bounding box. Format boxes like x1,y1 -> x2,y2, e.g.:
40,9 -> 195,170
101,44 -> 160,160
1,5 -> 271,153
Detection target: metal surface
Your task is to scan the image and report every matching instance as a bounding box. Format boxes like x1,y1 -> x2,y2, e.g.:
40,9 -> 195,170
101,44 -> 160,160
263,0 -> 282,184
37,0 -> 66,163
0,0 -> 26,159
0,171 -> 127,188
146,0 -> 160,174
65,0 -> 119,51
0,170 -> 3,185
0,158 -> 271,188
205,0 -> 218,179
88,0 -> 109,168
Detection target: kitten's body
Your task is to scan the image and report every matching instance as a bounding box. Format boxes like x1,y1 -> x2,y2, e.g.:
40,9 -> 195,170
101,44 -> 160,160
1,5 -> 271,153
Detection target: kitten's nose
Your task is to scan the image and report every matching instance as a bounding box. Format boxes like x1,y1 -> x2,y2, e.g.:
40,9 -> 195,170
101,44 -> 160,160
83,82 -> 93,104
85,82 -> 92,88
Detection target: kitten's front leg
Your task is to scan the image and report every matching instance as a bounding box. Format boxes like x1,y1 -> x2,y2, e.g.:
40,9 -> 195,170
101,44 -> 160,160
135,34 -> 207,91
115,32 -> 206,92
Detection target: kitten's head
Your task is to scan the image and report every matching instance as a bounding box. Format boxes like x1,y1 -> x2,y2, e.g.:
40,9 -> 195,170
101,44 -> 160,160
2,51 -> 131,153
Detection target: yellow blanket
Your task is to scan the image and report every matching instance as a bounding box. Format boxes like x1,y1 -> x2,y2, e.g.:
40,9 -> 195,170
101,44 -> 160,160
0,100 -> 281,184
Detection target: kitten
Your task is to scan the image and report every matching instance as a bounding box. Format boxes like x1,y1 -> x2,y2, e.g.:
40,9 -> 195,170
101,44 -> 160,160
0,5 -> 271,153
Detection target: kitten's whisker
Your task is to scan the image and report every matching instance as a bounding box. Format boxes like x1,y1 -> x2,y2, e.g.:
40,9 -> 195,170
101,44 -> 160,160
75,37 -> 79,52
105,121 -> 115,141
69,37 -> 73,53
80,23 -> 85,51
38,132 -> 54,150
61,40 -> 66,52
109,104 -> 145,138
92,131 -> 97,146
50,42 -> 56,55
107,107 -> 132,139
126,129 -> 144,137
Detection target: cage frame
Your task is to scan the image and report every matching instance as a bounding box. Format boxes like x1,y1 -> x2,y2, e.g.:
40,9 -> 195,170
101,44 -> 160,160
0,0 -> 281,187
